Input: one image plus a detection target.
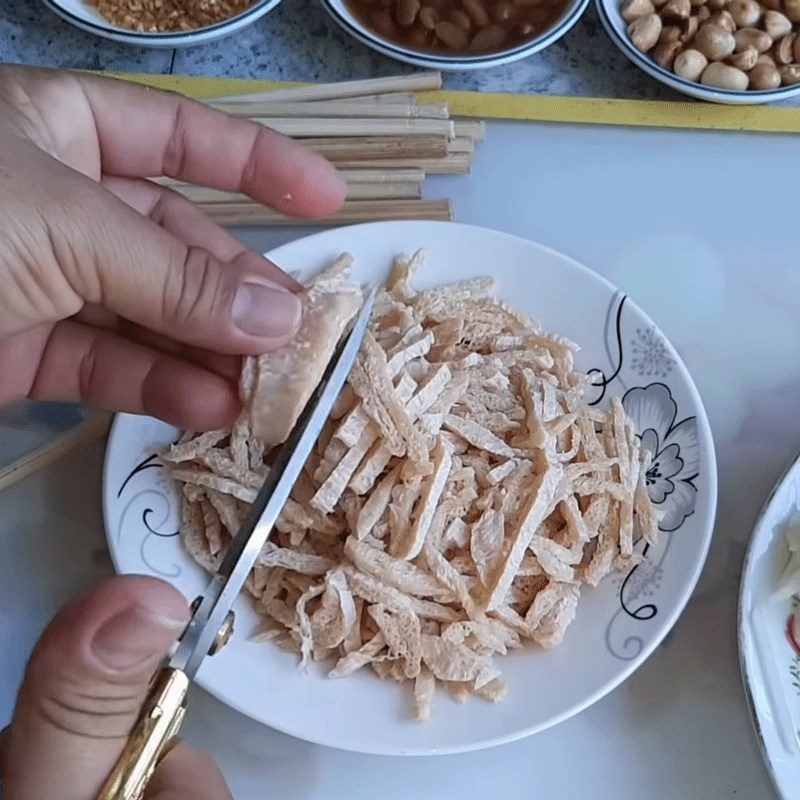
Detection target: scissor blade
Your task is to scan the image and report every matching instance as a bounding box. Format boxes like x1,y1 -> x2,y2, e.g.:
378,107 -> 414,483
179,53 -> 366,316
172,287 -> 375,678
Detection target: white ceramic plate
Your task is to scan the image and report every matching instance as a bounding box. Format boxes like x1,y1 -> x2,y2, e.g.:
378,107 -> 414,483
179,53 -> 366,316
595,0 -> 800,104
319,0 -> 589,71
740,452 -> 800,800
40,0 -> 281,48
104,221 -> 717,755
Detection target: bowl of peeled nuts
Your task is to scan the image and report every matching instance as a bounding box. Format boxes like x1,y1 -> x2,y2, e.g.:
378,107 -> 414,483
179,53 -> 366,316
597,0 -> 800,101
320,0 -> 591,69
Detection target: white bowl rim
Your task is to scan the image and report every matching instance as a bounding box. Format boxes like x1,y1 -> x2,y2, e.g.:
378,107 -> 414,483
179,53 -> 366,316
320,0 -> 590,65
596,0 -> 800,102
41,0 -> 279,40
737,445 -> 800,800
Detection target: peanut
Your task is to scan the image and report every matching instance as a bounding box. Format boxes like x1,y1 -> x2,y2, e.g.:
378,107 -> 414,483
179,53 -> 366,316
728,0 -> 761,25
674,47 -> 709,77
662,0 -> 691,18
628,12 -> 663,50
749,61 -> 782,84
468,23 -> 507,50
418,6 -> 439,28
779,62 -> 800,82
369,10 -> 397,36
708,10 -> 736,30
763,10 -> 792,38
682,14 -> 700,39
395,0 -> 421,26
694,23 -> 736,57
785,0 -> 800,22
653,38 -> 684,63
490,1 -> 514,22
775,32 -> 796,62
726,45 -> 759,66
701,60 -> 750,85
734,27 -> 772,52
621,0 -> 657,19
446,8 -> 473,30
434,19 -> 469,47
659,23 -> 683,41
462,0 -> 490,26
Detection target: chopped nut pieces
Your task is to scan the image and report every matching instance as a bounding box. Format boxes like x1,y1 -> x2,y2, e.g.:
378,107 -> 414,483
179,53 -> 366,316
164,252 -> 660,721
88,0 -> 256,32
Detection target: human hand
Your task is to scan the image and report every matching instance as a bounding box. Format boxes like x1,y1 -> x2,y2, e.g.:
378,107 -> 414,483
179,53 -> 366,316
0,64 -> 347,431
0,575 -> 228,800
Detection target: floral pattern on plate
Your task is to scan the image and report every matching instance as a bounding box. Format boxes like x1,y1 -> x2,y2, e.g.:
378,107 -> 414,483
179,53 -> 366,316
623,383 -> 699,532
585,292 -> 703,661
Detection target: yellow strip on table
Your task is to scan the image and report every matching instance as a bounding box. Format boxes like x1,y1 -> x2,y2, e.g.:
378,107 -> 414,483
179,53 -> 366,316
105,71 -> 800,135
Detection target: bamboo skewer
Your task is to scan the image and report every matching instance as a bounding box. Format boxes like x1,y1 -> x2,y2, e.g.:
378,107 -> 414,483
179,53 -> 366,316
302,135 -> 449,162
344,92 -> 417,104
448,138 -> 476,154
166,181 -> 423,203
453,120 -> 486,141
203,200 -> 453,227
210,101 -> 450,120
324,181 -> 425,200
209,72 -> 442,104
337,168 -> 426,183
156,168 -> 427,188
336,153 -> 473,173
250,116 -> 455,139
156,168 -> 428,188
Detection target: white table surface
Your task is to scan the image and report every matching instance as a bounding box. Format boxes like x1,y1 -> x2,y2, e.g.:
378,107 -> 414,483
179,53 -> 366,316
3,118 -> 800,799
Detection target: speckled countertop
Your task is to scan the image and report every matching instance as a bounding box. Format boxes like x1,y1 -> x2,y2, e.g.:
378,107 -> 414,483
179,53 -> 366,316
2,0 -> 774,102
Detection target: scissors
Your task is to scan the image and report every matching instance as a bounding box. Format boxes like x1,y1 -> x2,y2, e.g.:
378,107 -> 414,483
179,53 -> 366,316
97,287 -> 376,800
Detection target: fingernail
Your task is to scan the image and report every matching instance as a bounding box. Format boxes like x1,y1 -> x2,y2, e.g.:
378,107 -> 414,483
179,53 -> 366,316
232,282 -> 302,339
325,168 -> 348,200
92,605 -> 188,671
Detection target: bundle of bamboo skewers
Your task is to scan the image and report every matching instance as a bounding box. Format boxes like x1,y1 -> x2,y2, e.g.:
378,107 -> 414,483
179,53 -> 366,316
157,72 -> 484,227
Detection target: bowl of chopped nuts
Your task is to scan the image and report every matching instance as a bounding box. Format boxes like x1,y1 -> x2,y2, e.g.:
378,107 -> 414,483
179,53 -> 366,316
40,0 -> 281,47
320,0 -> 591,70
597,0 -> 800,101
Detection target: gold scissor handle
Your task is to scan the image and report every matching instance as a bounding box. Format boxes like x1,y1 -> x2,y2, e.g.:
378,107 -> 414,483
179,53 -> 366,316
96,668 -> 189,800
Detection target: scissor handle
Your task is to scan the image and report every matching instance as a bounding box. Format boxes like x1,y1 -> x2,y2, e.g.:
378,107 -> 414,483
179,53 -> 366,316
96,668 -> 189,800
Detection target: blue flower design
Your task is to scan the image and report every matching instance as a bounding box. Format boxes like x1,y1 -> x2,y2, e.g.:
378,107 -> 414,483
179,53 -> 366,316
622,383 -> 699,532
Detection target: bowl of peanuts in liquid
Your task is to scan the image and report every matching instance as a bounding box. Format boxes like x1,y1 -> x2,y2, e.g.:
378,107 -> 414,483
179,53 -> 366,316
320,0 -> 591,69
596,0 -> 800,101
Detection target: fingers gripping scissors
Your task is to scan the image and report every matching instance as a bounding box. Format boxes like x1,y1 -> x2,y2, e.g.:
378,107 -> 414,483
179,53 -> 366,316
97,288 -> 375,800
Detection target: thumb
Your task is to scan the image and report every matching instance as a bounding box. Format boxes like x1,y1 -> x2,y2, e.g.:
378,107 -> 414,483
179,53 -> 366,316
1,576 -> 190,800
144,743 -> 233,800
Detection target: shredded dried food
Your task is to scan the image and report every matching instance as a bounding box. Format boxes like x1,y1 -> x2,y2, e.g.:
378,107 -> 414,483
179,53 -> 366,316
164,251 -> 661,721
87,0 -> 256,32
